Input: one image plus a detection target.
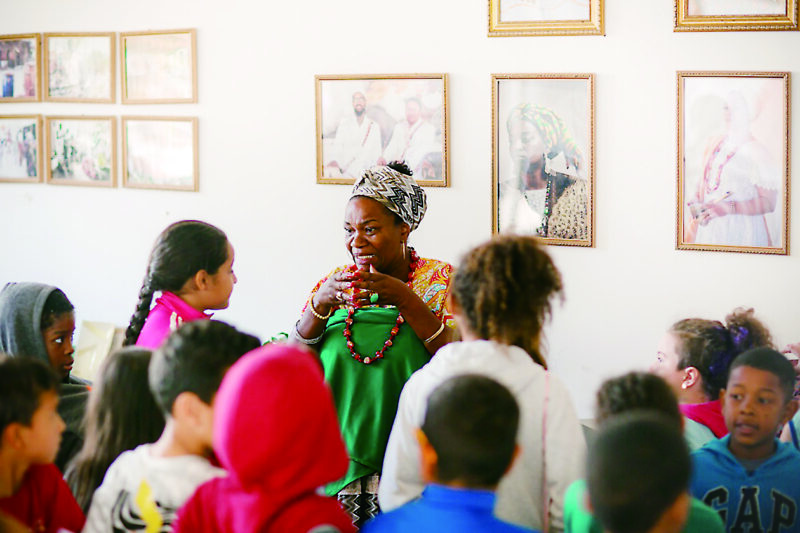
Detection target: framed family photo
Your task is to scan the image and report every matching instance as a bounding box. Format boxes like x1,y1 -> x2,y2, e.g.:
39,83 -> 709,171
488,0 -> 604,36
0,115 -> 41,182
315,74 -> 448,187
492,74 -> 595,247
122,116 -> 198,191
675,0 -> 798,31
121,29 -> 197,104
677,72 -> 790,254
44,33 -> 115,102
0,34 -> 41,102
46,116 -> 117,187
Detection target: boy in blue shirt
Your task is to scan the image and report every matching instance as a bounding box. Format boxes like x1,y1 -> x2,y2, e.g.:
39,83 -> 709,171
364,374 -> 535,532
691,347 -> 800,532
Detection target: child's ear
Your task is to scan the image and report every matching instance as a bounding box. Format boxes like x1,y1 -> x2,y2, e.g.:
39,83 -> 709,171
503,444 -> 521,476
416,428 -> 438,484
660,491 -> 691,531
173,391 -> 202,424
781,397 -> 799,426
2,423 -> 26,452
193,269 -> 211,291
682,366 -> 701,390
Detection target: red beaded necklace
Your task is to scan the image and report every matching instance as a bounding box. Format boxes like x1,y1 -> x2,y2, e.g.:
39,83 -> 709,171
343,248 -> 419,365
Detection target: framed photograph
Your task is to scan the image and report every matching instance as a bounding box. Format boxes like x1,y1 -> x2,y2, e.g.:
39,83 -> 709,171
0,34 -> 41,102
122,116 -> 198,191
44,33 -> 115,103
488,0 -> 604,36
675,0 -> 798,31
46,116 -> 116,187
677,72 -> 790,254
316,74 -> 448,187
121,29 -> 197,104
492,74 -> 595,247
0,115 -> 42,182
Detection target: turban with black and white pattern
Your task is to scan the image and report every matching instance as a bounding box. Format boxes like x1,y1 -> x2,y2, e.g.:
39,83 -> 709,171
351,166 -> 427,231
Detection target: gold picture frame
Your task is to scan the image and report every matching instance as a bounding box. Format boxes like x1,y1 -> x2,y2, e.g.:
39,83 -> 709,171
0,33 -> 41,102
677,71 -> 790,254
122,116 -> 198,191
492,73 -> 595,247
315,74 -> 449,187
0,114 -> 42,182
46,116 -> 117,187
675,0 -> 798,31
44,32 -> 115,103
121,29 -> 197,104
488,0 -> 604,36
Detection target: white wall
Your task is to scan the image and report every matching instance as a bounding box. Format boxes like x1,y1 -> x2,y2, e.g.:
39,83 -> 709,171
2,0 -> 799,417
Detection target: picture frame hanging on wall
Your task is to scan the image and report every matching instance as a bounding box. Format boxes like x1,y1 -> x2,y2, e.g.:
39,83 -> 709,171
44,33 -> 115,102
46,116 -> 117,187
675,0 -> 798,31
492,74 -> 595,247
0,115 -> 42,182
0,34 -> 41,102
677,71 -> 790,255
121,29 -> 197,104
315,74 -> 449,187
122,116 -> 198,191
488,0 -> 604,36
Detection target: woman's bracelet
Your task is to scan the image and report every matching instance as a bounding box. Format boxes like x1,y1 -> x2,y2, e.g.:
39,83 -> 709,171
308,295 -> 332,320
290,321 -> 323,345
424,322 -> 446,344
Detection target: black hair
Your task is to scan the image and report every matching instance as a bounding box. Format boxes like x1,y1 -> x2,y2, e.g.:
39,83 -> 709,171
148,320 -> 260,416
124,220 -> 229,346
40,289 -> 74,331
0,354 -> 60,437
387,160 -> 412,176
595,372 -> 682,429
588,412 -> 690,533
728,347 -> 796,403
422,374 -> 519,487
65,347 -> 165,512
452,234 -> 563,368
670,307 -> 773,400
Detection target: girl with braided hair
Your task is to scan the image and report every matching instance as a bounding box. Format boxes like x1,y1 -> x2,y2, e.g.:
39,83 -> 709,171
650,307 -> 773,450
123,220 -> 237,349
500,103 -> 589,240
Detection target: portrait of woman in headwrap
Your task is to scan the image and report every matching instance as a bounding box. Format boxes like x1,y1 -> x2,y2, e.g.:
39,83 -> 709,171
499,102 -> 590,241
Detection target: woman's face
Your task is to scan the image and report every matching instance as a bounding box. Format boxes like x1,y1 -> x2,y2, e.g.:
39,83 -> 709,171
650,331 -> 685,396
508,119 -> 546,168
344,197 -> 409,274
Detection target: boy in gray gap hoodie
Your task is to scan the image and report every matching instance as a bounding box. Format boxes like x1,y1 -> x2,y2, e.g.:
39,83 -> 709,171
0,282 -> 89,471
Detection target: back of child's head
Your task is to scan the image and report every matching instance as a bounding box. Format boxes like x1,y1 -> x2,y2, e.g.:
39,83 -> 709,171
670,307 -> 772,400
595,371 -> 682,429
588,412 -> 690,533
149,320 -> 260,416
0,354 -> 59,437
452,234 -> 563,367
124,220 -> 229,346
728,347 -> 795,402
421,374 -> 519,488
65,347 -> 165,511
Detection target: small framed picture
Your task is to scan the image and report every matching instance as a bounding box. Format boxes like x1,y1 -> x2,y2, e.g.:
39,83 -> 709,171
46,116 -> 116,187
0,34 -> 41,102
488,0 -> 604,36
44,33 -> 115,103
315,74 -> 448,187
121,29 -> 197,104
677,72 -> 790,254
675,0 -> 798,31
122,116 -> 198,191
0,115 -> 42,182
492,74 -> 595,247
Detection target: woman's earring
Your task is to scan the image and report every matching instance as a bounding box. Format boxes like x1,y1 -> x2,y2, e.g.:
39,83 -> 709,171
402,241 -> 407,259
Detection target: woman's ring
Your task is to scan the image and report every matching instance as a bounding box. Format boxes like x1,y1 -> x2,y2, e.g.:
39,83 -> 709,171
369,292 -> 379,304
337,290 -> 343,301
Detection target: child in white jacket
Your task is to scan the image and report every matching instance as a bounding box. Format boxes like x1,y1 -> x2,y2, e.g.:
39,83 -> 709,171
379,235 -> 585,533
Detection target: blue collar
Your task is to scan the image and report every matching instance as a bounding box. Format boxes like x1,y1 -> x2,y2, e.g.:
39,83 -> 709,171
422,484 -> 497,511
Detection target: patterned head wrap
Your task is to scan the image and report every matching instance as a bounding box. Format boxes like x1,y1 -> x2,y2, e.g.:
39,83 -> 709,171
351,165 -> 427,231
507,103 -> 583,167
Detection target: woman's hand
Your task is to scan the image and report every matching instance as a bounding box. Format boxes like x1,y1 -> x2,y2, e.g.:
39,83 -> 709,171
312,269 -> 361,314
350,265 -> 417,310
695,201 -> 731,226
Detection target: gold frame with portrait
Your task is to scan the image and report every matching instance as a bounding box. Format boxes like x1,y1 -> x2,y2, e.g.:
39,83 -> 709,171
44,32 -> 116,103
0,114 -> 42,182
488,0 -> 604,37
315,73 -> 449,187
676,71 -> 790,255
45,115 -> 117,188
0,33 -> 41,102
674,0 -> 798,31
491,73 -> 596,247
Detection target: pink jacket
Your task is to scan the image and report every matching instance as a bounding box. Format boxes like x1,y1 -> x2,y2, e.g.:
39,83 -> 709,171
135,291 -> 211,349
